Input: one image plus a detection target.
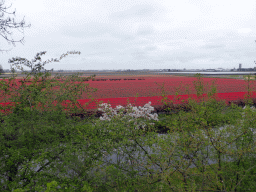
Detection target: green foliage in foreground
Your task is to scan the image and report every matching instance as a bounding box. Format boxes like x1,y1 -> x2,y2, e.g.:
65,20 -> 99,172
2,99 -> 256,191
0,52 -> 256,191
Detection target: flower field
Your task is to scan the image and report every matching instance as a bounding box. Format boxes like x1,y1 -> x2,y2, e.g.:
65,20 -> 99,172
1,75 -> 256,113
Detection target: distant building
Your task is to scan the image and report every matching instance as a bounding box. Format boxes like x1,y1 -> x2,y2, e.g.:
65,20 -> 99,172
237,63 -> 256,71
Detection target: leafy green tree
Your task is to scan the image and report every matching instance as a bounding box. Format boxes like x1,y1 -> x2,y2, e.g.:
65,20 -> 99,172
0,50 -> 110,191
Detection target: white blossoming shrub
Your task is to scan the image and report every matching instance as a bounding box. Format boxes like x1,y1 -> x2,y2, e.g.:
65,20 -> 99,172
98,102 -> 158,130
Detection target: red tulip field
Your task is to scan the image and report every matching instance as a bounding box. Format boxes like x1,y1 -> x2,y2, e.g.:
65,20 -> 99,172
1,75 -> 256,114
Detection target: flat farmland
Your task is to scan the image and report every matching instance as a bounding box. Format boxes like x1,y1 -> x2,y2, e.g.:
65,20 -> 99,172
77,76 -> 254,99
1,71 -> 256,100
1,71 -> 256,112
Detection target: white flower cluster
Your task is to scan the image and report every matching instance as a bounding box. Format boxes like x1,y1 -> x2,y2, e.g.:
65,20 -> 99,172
98,102 -> 158,121
98,102 -> 159,130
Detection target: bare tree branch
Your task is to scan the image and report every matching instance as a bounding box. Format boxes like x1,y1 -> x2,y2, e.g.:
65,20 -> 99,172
0,0 -> 31,53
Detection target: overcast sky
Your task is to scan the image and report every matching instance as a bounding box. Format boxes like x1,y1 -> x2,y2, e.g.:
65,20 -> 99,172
1,0 -> 256,71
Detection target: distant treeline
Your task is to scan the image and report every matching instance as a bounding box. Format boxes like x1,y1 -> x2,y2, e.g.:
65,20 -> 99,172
15,78 -> 146,82
89,78 -> 145,81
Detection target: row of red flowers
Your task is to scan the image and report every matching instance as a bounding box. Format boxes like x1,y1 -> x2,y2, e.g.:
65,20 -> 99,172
0,92 -> 255,115
1,76 -> 255,102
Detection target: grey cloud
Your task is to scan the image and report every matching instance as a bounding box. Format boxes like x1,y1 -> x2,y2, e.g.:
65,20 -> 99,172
210,58 -> 220,62
80,52 -> 111,60
179,53 -> 219,63
137,25 -> 155,36
200,43 -> 226,49
122,35 -> 136,41
109,31 -> 135,41
60,20 -> 139,49
158,41 -> 254,65
111,4 -> 156,19
129,44 -> 157,60
131,50 -> 147,60
61,21 -> 134,42
156,50 -> 216,64
144,45 -> 157,51
60,22 -> 112,38
89,41 -> 115,50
